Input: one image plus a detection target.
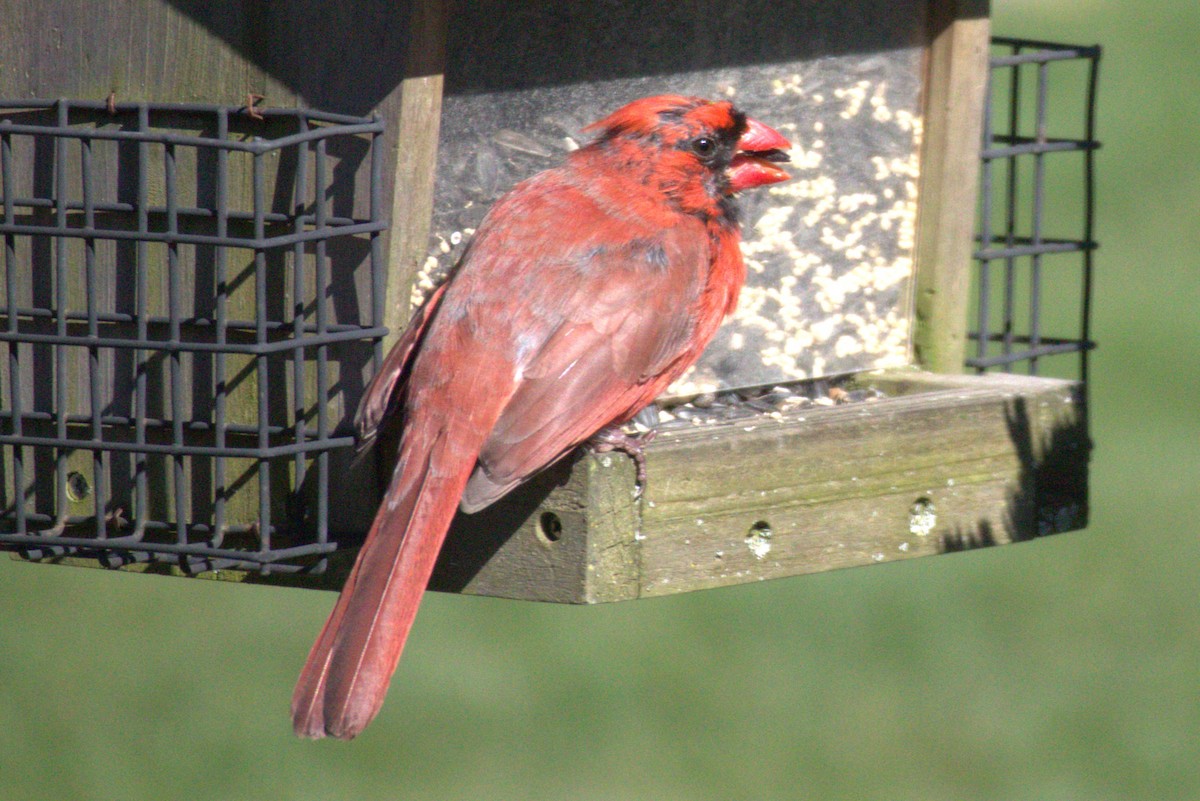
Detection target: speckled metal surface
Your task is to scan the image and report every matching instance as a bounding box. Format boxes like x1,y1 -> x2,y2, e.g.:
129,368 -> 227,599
421,1 -> 927,394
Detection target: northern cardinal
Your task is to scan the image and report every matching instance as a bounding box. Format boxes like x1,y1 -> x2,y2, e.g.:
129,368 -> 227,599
292,95 -> 791,739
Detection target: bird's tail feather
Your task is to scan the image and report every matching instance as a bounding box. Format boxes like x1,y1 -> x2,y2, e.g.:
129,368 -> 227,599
291,428 -> 477,739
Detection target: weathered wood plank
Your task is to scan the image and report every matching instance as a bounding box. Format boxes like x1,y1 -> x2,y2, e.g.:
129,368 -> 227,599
912,0 -> 992,372
15,371 -> 1088,597
636,370 -> 1081,596
329,0 -> 450,532
383,0 -> 449,345
429,452 -> 640,604
177,370 -> 1084,597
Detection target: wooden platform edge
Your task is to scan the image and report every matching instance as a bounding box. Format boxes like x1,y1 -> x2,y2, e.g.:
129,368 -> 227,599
418,368 -> 1089,601
8,370 -> 1089,601
635,369 -> 1087,598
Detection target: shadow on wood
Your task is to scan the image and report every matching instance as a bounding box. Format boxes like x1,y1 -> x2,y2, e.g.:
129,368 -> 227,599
941,388 -> 1090,552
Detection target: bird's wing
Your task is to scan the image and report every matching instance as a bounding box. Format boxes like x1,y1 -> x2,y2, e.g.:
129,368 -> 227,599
457,213 -> 712,512
353,282 -> 449,452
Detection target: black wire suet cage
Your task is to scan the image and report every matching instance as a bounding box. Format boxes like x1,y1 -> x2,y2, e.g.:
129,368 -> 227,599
970,38 -> 1101,381
0,100 -> 387,575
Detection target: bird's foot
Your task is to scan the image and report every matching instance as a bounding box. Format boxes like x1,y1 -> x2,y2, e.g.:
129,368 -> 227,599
246,93 -> 265,121
587,425 -> 657,499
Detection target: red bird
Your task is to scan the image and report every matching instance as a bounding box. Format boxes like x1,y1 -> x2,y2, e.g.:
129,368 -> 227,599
292,95 -> 791,739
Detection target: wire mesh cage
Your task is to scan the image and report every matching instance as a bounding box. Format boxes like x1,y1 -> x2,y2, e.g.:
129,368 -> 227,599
970,38 -> 1101,381
0,99 -> 387,575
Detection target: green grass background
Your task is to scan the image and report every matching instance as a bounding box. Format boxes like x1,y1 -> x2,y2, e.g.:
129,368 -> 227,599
3,2 -> 1198,799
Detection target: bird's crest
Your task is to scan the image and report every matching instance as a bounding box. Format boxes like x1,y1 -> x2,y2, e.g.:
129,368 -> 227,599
582,95 -> 744,142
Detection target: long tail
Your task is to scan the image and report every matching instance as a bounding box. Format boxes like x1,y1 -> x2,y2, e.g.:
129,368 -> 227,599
291,425 -> 479,739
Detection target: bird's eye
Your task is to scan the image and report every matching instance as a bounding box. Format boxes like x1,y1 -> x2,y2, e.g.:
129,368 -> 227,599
690,136 -> 717,158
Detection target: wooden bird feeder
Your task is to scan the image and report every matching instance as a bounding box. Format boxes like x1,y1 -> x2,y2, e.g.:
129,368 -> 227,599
0,1 -> 1094,601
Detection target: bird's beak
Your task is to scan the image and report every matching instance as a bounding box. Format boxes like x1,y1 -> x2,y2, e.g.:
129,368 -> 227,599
727,117 -> 792,193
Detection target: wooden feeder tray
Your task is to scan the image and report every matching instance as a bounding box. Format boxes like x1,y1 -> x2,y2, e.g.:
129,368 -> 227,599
270,368 -> 1087,601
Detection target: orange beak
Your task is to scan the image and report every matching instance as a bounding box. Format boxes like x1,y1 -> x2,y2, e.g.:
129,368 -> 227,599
727,117 -> 792,193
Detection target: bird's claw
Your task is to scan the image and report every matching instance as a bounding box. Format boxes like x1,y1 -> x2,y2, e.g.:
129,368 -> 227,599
246,93 -> 265,121
587,426 -> 657,499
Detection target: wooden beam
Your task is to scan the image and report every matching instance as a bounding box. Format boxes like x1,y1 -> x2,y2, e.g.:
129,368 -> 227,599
630,369 -> 1085,597
912,0 -> 991,372
330,0 -> 450,531
383,0 -> 450,344
39,371 -> 1086,599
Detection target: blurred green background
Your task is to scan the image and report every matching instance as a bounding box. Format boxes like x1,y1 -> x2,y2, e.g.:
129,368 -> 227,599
3,1 -> 1198,799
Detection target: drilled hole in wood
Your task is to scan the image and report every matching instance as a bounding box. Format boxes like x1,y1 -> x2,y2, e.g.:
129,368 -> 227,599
537,512 -> 563,544
909,497 -> 937,537
65,471 -> 91,502
745,520 -> 773,559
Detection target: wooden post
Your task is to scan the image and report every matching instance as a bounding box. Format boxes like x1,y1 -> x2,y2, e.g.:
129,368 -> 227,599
383,0 -> 449,345
912,0 -> 991,372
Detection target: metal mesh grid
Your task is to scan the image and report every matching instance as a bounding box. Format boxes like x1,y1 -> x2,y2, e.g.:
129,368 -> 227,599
0,99 -> 387,574
970,38 -> 1101,380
